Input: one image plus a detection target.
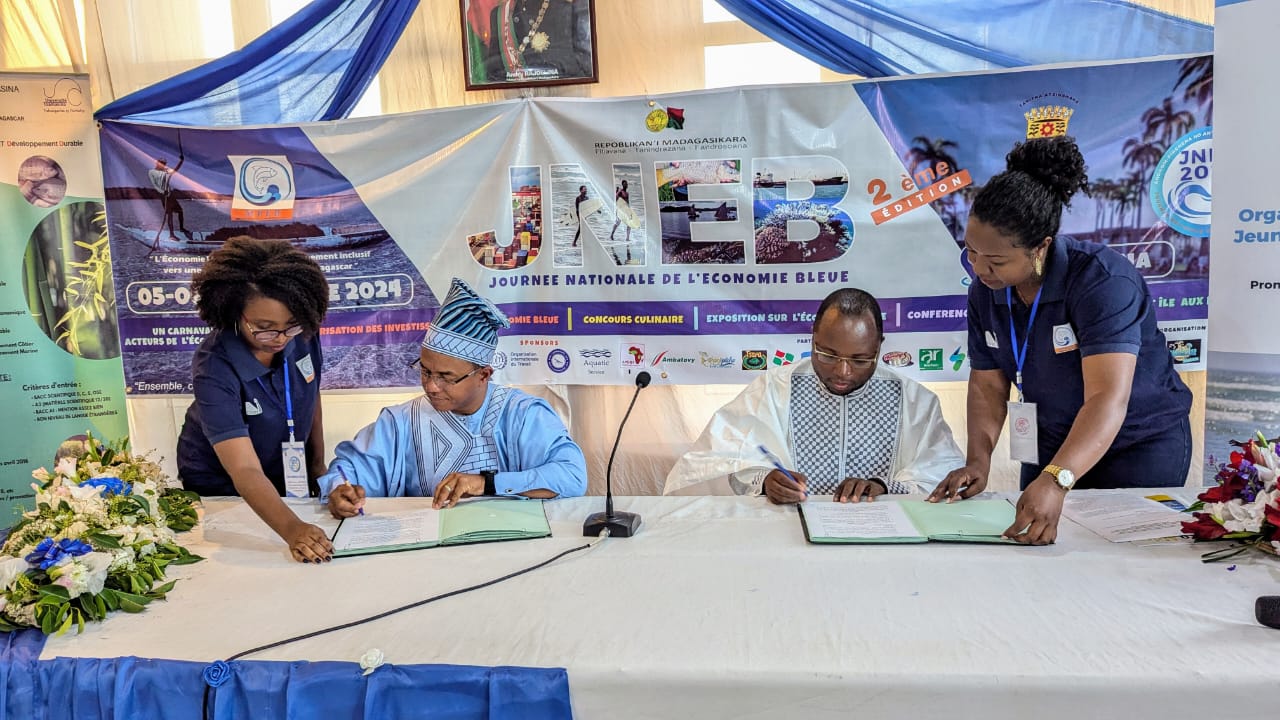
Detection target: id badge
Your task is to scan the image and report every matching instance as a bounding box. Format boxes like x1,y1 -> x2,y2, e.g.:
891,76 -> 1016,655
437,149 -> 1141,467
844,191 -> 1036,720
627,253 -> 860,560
1007,401 -> 1039,464
282,441 -> 309,497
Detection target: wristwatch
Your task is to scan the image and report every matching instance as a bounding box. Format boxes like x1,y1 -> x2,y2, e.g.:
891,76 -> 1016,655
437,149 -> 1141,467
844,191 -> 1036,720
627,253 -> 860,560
1042,464 -> 1075,491
481,470 -> 497,496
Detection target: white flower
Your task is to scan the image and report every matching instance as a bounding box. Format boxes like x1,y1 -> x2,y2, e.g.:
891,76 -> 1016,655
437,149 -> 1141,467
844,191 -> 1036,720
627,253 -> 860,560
31,467 -> 51,482
1209,497 -> 1269,534
79,552 -> 112,596
50,552 -> 112,599
108,546 -> 136,572
54,456 -> 78,478
0,557 -> 29,592
56,521 -> 89,541
359,648 -> 385,675
138,542 -> 156,557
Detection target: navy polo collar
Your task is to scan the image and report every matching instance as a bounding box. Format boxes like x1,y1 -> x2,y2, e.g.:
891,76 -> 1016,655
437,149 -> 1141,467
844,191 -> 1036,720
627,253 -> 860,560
216,329 -> 291,382
993,235 -> 1069,306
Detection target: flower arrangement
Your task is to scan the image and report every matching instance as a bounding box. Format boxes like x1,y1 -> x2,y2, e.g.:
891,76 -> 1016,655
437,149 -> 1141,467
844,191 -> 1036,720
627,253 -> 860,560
1182,431 -> 1280,562
0,434 -> 201,634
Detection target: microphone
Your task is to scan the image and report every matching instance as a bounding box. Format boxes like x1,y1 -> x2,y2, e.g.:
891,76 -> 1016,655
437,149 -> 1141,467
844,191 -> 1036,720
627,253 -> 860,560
583,371 -> 650,538
1258,596 -> 1280,629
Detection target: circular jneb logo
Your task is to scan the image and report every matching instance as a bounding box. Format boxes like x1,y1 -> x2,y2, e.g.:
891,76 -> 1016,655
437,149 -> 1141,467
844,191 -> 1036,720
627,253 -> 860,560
1150,127 -> 1211,238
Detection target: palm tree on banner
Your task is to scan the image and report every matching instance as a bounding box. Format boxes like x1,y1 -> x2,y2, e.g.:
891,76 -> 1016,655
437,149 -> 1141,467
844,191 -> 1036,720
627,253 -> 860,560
1175,56 -> 1213,126
1142,96 -> 1196,148
1091,177 -> 1116,239
1123,137 -> 1164,231
905,136 -> 961,237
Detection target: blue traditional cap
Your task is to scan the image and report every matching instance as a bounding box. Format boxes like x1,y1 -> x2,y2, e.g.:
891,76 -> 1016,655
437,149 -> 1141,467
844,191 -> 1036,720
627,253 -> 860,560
421,278 -> 510,366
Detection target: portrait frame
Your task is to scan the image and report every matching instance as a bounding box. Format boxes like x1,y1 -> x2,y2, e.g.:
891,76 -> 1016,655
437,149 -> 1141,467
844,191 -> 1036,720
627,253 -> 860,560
460,0 -> 600,90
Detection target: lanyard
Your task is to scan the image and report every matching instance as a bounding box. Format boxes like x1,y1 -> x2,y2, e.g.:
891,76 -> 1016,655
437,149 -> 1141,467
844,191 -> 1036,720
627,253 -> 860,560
1006,286 -> 1043,403
255,362 -> 295,442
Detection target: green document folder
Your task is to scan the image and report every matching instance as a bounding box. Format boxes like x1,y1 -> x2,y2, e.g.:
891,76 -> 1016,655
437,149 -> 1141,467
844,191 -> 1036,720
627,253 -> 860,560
799,499 -> 1017,544
332,499 -> 552,557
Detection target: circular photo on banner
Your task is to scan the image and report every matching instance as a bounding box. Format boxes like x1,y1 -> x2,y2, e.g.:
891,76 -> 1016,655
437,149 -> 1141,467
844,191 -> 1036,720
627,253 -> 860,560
21,201 -> 121,359
17,155 -> 68,208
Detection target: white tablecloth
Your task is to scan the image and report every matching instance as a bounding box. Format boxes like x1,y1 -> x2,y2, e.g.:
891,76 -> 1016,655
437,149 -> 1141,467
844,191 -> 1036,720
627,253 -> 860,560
41,494 -> 1280,719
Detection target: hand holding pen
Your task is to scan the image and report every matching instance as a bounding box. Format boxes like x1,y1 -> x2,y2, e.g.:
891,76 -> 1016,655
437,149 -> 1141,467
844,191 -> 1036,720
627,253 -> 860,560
758,445 -> 808,505
326,467 -> 366,519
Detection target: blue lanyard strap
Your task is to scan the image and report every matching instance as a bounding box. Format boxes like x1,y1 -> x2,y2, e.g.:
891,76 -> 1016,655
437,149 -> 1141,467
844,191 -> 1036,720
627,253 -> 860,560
1006,286 -> 1043,402
255,362 -> 295,442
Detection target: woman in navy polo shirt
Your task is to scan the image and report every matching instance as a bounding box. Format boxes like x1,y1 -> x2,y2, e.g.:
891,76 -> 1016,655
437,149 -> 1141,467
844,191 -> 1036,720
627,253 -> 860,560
928,137 -> 1192,545
177,237 -> 334,562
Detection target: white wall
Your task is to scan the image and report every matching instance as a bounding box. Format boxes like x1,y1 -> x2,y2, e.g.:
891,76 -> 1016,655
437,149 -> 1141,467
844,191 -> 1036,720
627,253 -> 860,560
127,379 -> 1028,496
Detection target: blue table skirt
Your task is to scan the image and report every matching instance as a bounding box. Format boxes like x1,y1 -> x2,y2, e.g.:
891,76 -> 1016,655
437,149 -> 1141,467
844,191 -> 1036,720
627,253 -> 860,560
2,629 -> 572,719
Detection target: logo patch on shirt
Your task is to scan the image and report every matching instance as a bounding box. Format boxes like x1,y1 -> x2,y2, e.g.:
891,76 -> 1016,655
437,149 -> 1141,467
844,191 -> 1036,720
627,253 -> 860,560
1052,324 -> 1079,353
244,398 -> 263,416
985,330 -> 999,349
296,354 -> 316,383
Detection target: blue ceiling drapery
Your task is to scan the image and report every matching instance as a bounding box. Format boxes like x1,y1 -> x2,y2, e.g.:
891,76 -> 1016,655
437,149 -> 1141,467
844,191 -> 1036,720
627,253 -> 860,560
714,0 -> 1212,77
95,0 -> 1212,125
94,0 -> 420,125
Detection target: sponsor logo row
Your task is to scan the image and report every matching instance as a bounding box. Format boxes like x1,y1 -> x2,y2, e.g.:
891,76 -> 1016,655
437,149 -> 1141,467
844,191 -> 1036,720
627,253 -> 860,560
490,343 -> 975,375
487,339 -> 1199,375
880,347 -> 967,372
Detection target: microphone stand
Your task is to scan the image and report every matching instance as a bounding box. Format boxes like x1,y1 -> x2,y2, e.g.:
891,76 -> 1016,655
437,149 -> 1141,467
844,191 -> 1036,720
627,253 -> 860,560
583,371 -> 649,537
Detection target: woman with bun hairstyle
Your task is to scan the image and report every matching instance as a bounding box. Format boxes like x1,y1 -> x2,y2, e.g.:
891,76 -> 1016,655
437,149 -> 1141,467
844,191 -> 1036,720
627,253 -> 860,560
927,136 -> 1192,544
177,236 -> 335,563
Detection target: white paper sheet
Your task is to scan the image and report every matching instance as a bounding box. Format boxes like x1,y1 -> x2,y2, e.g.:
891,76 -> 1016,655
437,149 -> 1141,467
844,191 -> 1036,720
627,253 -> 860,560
801,499 -> 921,539
1061,491 -> 1189,542
331,507 -> 441,552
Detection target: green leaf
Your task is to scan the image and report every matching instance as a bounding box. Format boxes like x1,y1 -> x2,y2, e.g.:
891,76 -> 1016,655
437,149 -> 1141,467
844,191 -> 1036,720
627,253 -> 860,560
87,532 -> 121,549
39,584 -> 71,602
118,597 -> 146,613
99,588 -> 120,612
39,606 -> 60,634
56,611 -> 73,636
115,590 -> 151,606
150,580 -> 176,597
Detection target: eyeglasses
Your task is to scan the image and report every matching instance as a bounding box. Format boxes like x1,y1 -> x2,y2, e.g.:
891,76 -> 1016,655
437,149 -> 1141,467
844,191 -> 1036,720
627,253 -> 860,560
408,358 -> 484,387
810,348 -> 878,370
242,318 -> 304,343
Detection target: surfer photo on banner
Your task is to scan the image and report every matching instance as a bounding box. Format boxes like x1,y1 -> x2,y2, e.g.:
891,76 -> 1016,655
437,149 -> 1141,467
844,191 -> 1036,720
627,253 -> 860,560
610,179 -> 641,264
573,184 -> 588,247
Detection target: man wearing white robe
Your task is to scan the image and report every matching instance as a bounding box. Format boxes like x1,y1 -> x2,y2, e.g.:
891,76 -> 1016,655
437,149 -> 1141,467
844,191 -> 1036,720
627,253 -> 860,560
664,288 -> 962,502
321,278 -> 587,515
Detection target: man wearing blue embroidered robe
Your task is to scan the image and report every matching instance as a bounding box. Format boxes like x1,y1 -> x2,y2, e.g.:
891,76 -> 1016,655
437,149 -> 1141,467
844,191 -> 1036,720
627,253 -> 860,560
321,279 -> 587,515
664,288 -> 963,503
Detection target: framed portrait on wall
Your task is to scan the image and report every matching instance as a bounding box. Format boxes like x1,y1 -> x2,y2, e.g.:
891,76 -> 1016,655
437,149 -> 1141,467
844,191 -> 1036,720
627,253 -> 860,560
461,0 -> 600,90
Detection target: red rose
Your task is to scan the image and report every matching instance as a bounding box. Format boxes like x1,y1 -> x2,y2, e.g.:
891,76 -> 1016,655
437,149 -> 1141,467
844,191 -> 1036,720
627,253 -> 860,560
1199,473 -> 1246,503
1182,512 -> 1229,540
1264,502 -> 1280,530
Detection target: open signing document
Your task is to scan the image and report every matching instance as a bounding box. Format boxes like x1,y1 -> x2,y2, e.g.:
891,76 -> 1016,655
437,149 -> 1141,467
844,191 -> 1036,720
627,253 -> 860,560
331,507 -> 442,555
799,498 -> 1016,544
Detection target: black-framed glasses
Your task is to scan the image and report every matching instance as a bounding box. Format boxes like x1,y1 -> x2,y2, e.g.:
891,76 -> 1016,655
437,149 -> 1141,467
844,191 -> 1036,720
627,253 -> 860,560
810,348 -> 878,370
242,318 -> 304,343
408,358 -> 484,386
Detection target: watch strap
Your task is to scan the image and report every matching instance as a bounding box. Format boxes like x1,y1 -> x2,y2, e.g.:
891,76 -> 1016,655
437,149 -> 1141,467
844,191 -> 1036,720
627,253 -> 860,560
481,470 -> 497,496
